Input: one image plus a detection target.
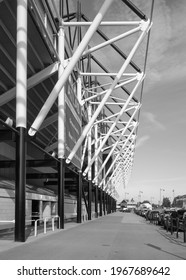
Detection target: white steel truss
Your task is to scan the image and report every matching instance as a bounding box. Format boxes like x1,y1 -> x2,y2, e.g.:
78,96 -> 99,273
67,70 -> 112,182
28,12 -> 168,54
25,0 -> 153,200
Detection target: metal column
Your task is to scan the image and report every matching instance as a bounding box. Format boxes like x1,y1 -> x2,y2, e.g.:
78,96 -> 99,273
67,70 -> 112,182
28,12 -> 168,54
58,158 -> 65,229
94,108 -> 98,218
87,53 -> 92,220
15,0 -> 27,242
57,5 -> 65,228
103,191 -> 106,215
15,128 -> 26,242
87,103 -> 92,220
88,181 -> 92,220
99,188 -> 103,216
95,185 -> 98,218
77,171 -> 82,223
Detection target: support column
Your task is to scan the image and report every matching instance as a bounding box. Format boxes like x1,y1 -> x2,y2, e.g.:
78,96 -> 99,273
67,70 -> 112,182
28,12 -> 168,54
88,180 -> 92,220
99,188 -> 103,216
15,0 -> 27,242
58,159 -> 65,229
111,196 -> 113,213
77,171 -> 82,223
107,194 -> 109,214
95,185 -> 98,218
88,183 -> 92,220
105,192 -> 108,214
103,191 -> 106,215
114,200 -> 117,212
58,22 -> 65,228
94,109 -> 98,218
109,195 -> 111,214
76,3 -> 82,224
87,49 -> 92,221
15,128 -> 26,242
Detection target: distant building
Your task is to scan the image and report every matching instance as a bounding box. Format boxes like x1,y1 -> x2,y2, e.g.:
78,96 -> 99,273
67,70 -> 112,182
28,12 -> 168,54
127,202 -> 137,210
172,195 -> 186,208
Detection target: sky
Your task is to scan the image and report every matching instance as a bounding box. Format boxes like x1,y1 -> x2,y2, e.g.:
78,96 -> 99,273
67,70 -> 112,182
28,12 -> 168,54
126,0 -> 186,204
69,0 -> 186,204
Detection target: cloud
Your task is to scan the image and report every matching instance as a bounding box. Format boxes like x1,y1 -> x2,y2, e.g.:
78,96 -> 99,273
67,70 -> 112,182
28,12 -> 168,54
136,135 -> 150,148
146,0 -> 186,88
142,112 -> 166,131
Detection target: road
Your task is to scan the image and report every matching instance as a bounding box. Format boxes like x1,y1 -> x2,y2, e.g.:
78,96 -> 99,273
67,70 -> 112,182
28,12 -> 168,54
0,212 -> 186,259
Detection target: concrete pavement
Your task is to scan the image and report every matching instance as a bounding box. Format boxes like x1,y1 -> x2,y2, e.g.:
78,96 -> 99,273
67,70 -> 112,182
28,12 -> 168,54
0,212 -> 186,260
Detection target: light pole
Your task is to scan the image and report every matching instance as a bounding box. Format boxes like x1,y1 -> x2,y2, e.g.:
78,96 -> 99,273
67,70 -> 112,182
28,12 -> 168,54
160,188 -> 165,206
172,189 -> 175,201
139,191 -> 143,203
125,192 -> 129,201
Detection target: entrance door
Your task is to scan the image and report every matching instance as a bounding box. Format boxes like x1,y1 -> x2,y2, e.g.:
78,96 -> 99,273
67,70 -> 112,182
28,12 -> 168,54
32,200 -> 40,225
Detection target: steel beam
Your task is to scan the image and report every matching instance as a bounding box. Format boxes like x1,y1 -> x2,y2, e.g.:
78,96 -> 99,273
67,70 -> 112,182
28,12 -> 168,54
26,173 -> 58,179
0,159 -> 57,168
63,21 -> 141,26
40,112 -> 58,130
82,26 -> 141,57
121,0 -> 147,20
14,60 -> 57,118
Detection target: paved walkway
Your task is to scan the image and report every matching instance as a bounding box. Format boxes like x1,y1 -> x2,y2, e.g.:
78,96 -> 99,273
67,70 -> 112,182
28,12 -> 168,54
0,212 -> 186,260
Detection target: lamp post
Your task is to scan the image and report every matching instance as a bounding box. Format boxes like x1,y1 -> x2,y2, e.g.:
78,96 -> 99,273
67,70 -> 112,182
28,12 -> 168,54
172,189 -> 175,201
160,188 -> 165,206
125,192 -> 129,200
139,191 -> 143,203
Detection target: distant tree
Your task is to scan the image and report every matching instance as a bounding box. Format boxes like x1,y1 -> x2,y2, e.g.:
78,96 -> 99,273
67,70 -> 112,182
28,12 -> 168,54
120,200 -> 127,208
172,197 -> 176,207
162,197 -> 171,208
152,203 -> 158,209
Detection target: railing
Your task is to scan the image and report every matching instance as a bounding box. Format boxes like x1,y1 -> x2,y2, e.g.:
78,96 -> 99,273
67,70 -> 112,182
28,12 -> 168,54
0,220 -> 15,223
165,217 -> 186,243
33,215 -> 60,237
0,219 -> 15,233
1,212 -> 100,238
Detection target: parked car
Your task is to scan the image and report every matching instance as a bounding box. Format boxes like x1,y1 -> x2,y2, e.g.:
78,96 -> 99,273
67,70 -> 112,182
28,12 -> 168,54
149,210 -> 161,224
176,209 -> 186,231
145,210 -> 152,221
159,209 -> 174,227
177,209 -> 186,220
